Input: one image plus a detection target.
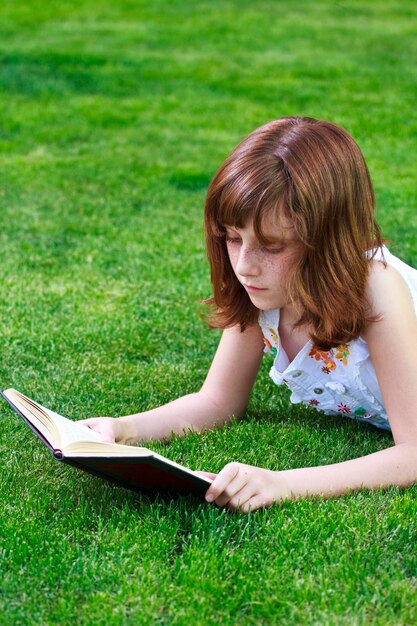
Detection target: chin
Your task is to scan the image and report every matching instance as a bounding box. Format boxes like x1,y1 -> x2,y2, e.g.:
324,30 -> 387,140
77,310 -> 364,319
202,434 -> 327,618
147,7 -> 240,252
249,300 -> 279,312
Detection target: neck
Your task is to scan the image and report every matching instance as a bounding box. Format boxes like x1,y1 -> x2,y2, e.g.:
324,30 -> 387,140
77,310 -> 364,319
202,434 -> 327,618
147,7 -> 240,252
278,306 -> 311,361
279,302 -> 302,328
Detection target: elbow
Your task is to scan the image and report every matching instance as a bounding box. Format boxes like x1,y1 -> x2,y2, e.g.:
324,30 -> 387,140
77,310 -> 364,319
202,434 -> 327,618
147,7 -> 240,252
395,440 -> 417,454
197,388 -> 246,425
394,441 -> 417,485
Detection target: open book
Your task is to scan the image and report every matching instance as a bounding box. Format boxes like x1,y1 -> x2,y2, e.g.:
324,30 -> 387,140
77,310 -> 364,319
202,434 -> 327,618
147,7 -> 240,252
1,388 -> 212,496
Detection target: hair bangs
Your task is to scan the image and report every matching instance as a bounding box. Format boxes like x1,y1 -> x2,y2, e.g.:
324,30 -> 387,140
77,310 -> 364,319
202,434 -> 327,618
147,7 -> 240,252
211,166 -> 288,243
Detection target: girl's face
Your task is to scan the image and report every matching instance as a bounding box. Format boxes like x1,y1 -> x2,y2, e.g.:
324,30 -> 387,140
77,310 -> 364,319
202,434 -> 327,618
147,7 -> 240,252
225,215 -> 301,314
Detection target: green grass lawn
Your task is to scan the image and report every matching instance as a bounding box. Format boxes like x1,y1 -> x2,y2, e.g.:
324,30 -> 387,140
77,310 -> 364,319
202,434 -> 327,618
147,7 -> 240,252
1,1 -> 416,624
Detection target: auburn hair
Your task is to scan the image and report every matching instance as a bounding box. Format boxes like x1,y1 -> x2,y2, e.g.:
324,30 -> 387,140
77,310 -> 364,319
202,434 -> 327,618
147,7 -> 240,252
204,116 -> 385,350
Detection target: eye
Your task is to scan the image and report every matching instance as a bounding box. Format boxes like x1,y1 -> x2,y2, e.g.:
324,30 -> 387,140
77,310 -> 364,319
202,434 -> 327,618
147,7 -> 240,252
225,232 -> 241,245
261,244 -> 285,254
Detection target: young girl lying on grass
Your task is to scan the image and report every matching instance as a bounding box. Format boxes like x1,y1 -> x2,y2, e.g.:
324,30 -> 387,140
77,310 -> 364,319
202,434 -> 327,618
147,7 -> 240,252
81,117 -> 417,513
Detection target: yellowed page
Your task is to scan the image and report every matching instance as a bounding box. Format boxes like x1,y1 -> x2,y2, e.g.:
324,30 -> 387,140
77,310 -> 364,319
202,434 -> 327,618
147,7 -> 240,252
64,440 -> 154,456
4,389 -> 61,448
4,388 -> 153,456
4,389 -> 107,449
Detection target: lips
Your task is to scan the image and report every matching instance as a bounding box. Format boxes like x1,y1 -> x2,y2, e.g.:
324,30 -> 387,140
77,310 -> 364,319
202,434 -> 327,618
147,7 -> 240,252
243,284 -> 267,293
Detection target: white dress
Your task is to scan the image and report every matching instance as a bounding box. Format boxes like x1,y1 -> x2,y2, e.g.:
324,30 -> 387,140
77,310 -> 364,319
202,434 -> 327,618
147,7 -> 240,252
258,246 -> 417,431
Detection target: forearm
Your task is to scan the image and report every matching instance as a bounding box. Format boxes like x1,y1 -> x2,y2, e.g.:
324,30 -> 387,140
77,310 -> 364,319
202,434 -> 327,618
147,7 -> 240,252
116,390 -> 235,444
279,443 -> 417,499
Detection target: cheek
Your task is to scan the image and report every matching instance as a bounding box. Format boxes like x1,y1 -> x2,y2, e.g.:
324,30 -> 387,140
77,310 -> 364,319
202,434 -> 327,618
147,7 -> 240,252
266,253 -> 297,283
226,244 -> 238,268
265,255 -> 288,272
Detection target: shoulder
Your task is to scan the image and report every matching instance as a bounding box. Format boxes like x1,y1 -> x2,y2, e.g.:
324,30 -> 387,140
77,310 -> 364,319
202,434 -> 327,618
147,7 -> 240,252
217,323 -> 265,355
362,258 -> 417,366
365,258 -> 415,321
362,260 -> 417,443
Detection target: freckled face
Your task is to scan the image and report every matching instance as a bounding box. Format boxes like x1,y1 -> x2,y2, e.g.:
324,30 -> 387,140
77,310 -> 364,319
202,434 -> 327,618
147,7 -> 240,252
225,216 -> 301,313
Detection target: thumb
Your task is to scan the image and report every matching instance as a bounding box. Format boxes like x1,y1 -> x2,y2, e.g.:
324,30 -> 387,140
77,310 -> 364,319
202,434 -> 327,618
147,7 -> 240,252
78,419 -> 116,443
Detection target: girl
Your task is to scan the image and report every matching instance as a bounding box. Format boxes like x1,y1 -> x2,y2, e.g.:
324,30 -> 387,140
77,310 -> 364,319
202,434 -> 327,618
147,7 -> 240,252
81,117 -> 417,513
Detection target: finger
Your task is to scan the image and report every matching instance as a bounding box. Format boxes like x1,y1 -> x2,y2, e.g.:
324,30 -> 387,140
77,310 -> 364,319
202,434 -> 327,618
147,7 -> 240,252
97,432 -> 116,443
205,462 -> 241,503
213,478 -> 248,507
79,421 -> 109,438
209,465 -> 252,507
195,471 -> 217,480
78,419 -> 115,443
77,419 -> 92,428
225,484 -> 257,512
78,418 -> 101,429
240,494 -> 273,514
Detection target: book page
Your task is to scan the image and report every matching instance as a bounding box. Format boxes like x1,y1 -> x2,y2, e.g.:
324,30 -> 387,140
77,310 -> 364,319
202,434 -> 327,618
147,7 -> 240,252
64,440 -> 154,456
46,407 -> 106,447
4,390 -> 61,448
4,389 -> 153,456
4,389 -> 107,449
39,405 -> 153,455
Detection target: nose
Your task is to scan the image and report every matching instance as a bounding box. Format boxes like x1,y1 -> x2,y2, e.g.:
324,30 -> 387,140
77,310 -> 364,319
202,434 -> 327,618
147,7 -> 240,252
235,245 -> 260,278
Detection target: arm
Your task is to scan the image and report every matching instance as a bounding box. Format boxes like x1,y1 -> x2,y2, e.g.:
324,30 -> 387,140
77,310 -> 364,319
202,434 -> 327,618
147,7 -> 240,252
82,323 -> 265,444
206,262 -> 417,512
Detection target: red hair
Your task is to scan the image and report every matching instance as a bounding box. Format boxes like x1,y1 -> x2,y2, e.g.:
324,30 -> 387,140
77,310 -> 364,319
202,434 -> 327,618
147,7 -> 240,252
204,117 -> 384,350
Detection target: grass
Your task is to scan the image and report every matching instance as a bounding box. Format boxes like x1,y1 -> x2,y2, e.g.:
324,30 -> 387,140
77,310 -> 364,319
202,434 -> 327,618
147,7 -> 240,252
0,0 -> 416,624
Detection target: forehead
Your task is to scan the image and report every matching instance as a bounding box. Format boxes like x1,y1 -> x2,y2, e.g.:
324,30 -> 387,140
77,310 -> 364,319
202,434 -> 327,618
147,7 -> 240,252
259,213 -> 295,240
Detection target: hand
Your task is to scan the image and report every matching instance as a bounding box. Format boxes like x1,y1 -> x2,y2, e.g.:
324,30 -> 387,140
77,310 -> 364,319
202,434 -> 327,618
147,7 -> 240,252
204,462 -> 289,513
78,417 -> 123,444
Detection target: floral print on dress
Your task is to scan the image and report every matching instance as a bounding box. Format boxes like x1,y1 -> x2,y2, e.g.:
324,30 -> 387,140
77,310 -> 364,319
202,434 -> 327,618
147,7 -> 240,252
309,347 -> 337,373
335,344 -> 350,365
309,343 -> 350,370
354,407 -> 373,419
321,361 -> 336,374
337,403 -> 351,414
263,327 -> 279,356
259,301 -> 397,431
309,347 -> 330,362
